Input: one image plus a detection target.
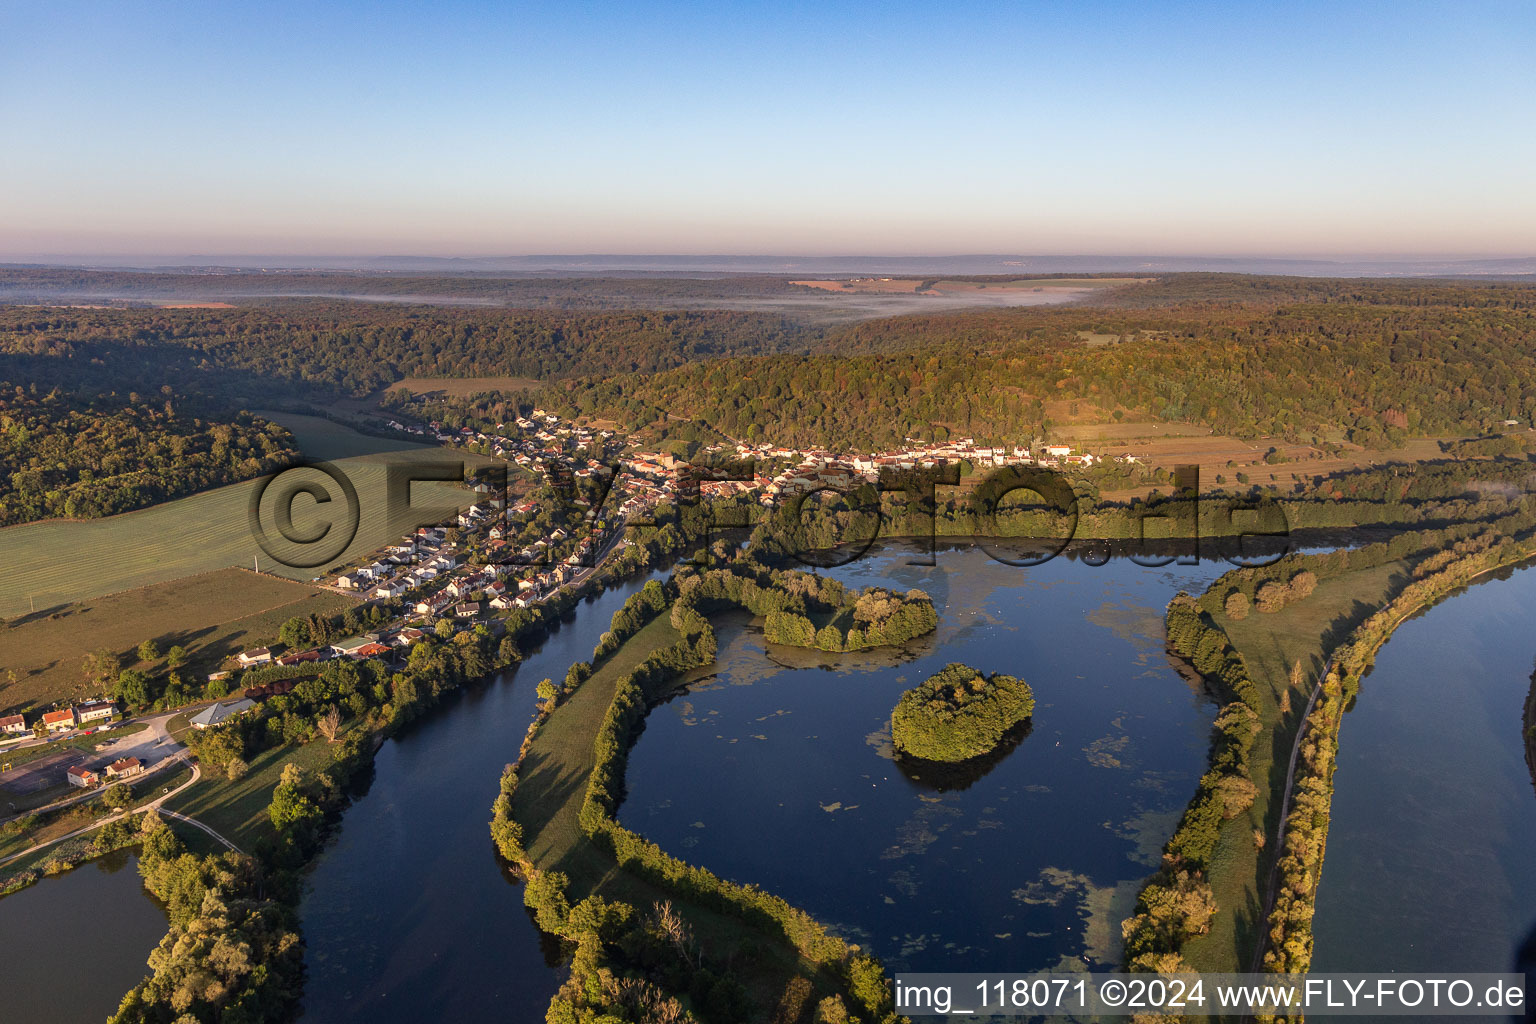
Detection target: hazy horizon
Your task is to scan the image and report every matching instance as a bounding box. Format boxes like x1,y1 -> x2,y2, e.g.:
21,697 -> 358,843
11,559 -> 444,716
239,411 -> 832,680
6,1 -> 1535,258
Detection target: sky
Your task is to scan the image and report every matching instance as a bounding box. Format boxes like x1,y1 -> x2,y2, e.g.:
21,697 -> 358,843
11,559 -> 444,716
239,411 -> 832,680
3,0 -> 1534,260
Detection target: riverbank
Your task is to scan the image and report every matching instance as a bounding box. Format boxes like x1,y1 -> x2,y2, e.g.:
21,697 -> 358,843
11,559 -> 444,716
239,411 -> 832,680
1125,508 -> 1536,976
1525,669 -> 1536,798
1261,534 -> 1536,982
497,564 -> 935,1021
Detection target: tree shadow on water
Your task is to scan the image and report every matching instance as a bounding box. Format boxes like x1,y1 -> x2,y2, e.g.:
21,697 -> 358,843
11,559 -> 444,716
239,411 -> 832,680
893,720 -> 1033,793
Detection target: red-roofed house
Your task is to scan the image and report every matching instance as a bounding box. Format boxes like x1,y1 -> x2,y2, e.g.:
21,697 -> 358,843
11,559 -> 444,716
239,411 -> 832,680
0,713 -> 26,736
66,765 -> 101,788
43,708 -> 77,733
106,757 -> 145,780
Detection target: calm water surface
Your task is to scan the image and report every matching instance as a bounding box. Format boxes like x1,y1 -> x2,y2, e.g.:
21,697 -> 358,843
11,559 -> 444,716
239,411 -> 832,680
1313,561 -> 1536,976
621,543 -> 1232,971
297,570 -> 667,1024
0,851 -> 166,1024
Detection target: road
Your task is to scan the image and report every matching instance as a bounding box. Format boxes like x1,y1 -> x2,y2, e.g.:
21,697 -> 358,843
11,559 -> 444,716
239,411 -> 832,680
1,708 -> 192,822
0,758 -> 241,868
1248,654 -> 1332,973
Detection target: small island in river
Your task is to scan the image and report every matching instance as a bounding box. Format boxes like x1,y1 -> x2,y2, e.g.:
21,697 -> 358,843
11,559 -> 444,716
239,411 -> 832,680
890,662 -> 1035,762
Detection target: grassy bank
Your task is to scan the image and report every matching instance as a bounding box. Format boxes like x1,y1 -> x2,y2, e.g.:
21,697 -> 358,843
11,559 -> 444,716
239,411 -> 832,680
1180,558 -> 1408,971
516,615 -> 682,875
162,724 -> 360,851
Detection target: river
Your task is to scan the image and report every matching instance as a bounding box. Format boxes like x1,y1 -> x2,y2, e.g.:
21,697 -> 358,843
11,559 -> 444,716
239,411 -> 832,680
0,851 -> 167,1024
620,542 -> 1235,972
296,569 -> 669,1023
1312,560 -> 1536,979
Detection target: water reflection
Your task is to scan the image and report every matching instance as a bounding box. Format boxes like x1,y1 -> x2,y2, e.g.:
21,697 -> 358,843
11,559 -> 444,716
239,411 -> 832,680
0,851 -> 166,1024
1313,561 -> 1536,984
621,544 -> 1235,972
893,721 -> 1034,793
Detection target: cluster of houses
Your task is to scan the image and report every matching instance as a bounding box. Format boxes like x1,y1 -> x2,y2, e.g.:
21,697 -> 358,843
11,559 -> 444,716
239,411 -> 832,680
733,438 -> 1136,501
0,699 -> 118,741
66,755 -> 146,789
272,411 -> 1135,693
230,627 -> 429,680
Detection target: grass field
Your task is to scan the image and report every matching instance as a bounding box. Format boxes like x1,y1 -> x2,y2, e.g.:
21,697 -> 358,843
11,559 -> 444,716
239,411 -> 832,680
162,727 -> 357,851
516,615 -> 681,872
1179,558 -> 1408,971
0,569 -> 357,716
0,444 -> 489,619
253,410 -> 435,461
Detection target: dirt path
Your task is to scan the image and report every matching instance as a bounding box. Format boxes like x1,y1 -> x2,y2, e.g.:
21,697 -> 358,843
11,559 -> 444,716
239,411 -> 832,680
1248,655 -> 1331,973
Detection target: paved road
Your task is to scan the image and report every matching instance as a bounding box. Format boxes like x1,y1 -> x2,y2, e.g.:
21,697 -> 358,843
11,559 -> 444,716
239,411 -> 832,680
0,759 -> 241,868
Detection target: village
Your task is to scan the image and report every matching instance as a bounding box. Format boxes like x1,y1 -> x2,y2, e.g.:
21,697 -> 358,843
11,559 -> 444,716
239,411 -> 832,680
1,410 -> 1130,810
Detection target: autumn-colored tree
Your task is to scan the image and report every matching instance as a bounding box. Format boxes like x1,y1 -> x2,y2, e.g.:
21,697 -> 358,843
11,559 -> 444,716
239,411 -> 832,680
317,705 -> 342,743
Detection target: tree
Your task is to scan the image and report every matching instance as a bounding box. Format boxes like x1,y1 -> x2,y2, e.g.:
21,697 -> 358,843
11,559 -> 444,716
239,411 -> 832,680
269,764 -> 322,836
225,756 -> 249,781
113,668 -> 151,707
535,678 -> 558,705
316,705 -> 342,743
434,618 -> 456,640
1289,569 -> 1318,600
136,639 -> 160,663
1224,590 -> 1250,620
101,783 -> 134,811
1254,581 -> 1288,613
279,615 -> 311,649
164,645 -> 188,669
83,648 -> 122,684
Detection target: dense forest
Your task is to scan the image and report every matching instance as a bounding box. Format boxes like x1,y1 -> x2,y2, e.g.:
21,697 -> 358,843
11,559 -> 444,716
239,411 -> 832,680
0,386 -> 295,524
543,299 -> 1536,447
0,302 -> 814,401
8,274 -> 1536,527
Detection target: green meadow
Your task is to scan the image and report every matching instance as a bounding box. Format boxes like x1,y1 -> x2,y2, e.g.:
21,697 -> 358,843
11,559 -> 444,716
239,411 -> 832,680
0,416 -> 490,618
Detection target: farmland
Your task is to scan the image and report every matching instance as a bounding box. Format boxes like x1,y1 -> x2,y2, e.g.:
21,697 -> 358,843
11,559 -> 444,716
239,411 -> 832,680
0,569 -> 357,714
0,444 -> 489,619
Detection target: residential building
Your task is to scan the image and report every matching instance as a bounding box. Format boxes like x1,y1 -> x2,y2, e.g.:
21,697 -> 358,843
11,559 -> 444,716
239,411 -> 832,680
190,698 -> 257,729
43,708 -> 77,732
237,647 -> 273,666
66,765 -> 101,788
106,757 -> 145,780
75,700 -> 116,724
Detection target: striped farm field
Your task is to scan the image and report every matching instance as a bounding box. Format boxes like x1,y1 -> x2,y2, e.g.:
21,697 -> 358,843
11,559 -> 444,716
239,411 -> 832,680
0,444 -> 493,619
